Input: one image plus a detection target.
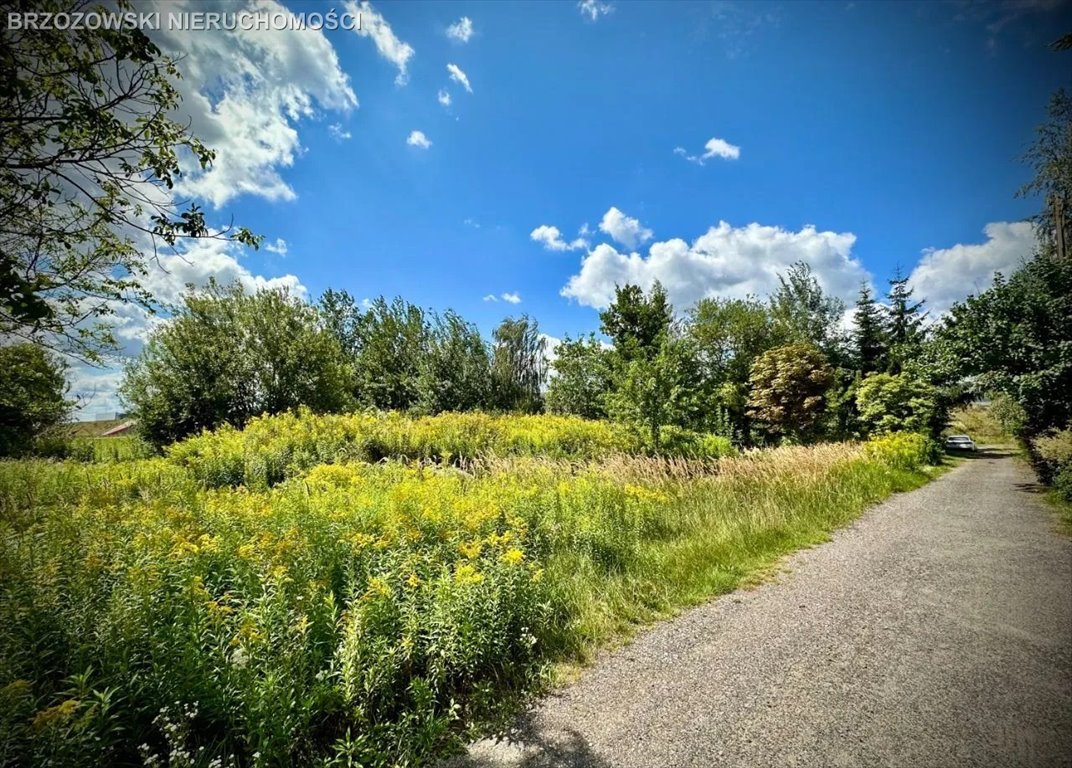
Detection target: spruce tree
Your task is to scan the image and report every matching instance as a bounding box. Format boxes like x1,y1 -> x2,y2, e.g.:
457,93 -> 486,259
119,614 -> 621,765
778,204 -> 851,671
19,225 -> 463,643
886,268 -> 927,373
852,283 -> 888,374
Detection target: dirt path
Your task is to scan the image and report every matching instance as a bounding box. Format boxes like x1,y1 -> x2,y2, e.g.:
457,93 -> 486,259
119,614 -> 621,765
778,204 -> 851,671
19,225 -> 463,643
450,450 -> 1072,767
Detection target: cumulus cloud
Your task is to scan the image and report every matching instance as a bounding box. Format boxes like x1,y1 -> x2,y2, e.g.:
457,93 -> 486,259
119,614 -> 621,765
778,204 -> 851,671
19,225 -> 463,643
265,238 -> 288,256
149,0 -> 357,208
908,221 -> 1037,315
530,224 -> 589,252
437,89 -> 452,106
447,16 -> 474,43
562,220 -> 866,310
599,207 -> 653,249
447,63 -> 473,93
483,294 -> 498,302
674,137 -> 741,165
578,0 -> 614,21
407,130 -> 432,149
328,123 -> 352,141
345,0 -> 415,85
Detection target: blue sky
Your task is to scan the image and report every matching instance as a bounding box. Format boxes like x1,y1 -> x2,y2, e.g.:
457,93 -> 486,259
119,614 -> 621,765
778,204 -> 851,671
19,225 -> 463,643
74,0 -> 1070,415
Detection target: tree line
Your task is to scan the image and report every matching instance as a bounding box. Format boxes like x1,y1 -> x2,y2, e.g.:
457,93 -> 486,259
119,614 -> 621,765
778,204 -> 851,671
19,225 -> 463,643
1,260 -> 948,452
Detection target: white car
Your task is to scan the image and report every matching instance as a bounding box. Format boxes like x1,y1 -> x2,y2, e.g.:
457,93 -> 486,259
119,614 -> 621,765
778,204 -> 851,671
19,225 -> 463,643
944,434 -> 977,452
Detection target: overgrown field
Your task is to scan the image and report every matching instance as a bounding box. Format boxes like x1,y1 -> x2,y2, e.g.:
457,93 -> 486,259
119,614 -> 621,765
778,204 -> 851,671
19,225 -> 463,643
0,415 -> 939,767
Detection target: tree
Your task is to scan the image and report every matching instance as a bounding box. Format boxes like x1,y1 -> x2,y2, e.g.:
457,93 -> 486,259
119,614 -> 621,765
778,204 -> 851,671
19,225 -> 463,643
885,269 -> 927,373
686,296 -> 779,437
416,310 -> 491,414
545,334 -> 613,419
1016,87 -> 1071,256
121,283 -> 352,446
932,254 -> 1072,438
769,262 -> 846,359
0,343 -> 71,456
852,283 -> 888,374
353,297 -> 429,411
605,333 -> 700,450
855,372 -> 939,436
747,343 -> 834,443
318,289 -> 364,359
0,0 -> 258,361
490,315 -> 547,413
599,282 -> 672,363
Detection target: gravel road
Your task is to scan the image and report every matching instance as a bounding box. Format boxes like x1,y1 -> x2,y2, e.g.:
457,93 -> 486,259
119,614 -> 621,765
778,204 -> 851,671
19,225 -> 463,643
449,450 -> 1072,767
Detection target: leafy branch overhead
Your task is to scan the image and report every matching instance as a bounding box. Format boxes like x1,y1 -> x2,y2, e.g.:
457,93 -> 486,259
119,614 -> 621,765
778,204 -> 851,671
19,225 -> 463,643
0,0 -> 259,362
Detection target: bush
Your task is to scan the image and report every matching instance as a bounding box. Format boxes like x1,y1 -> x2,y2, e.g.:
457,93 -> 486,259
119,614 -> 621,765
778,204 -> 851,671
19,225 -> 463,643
855,372 -> 938,437
121,282 -> 354,448
0,344 -> 71,457
1034,428 -> 1072,497
864,432 -> 940,471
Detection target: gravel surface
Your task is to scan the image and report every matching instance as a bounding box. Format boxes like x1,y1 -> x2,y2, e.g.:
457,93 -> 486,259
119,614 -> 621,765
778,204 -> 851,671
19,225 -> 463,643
447,450 -> 1072,768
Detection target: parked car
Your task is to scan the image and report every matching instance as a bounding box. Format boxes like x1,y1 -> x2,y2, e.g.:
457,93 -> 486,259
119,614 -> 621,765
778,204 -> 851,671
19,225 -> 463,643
944,434 -> 977,452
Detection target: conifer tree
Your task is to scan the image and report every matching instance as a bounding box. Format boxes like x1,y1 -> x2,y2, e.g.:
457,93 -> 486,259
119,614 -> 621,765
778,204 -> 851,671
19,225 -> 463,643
852,283 -> 888,374
886,268 -> 927,373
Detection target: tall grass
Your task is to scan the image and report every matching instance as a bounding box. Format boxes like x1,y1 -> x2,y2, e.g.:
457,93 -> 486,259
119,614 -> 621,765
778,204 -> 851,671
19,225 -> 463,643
0,426 -> 936,767
31,435 -> 156,463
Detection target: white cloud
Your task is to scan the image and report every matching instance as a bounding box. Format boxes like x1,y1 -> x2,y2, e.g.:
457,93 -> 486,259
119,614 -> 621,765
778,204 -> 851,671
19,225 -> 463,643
407,130 -> 432,149
483,292 -> 521,304
265,238 -> 288,256
345,0 -> 415,85
149,0 -> 358,208
437,89 -> 452,106
578,0 -> 614,21
599,206 -> 653,249
447,16 -> 474,43
540,333 -> 563,367
530,224 -> 588,252
328,122 -> 352,140
447,63 -> 473,93
908,221 -> 1037,315
674,137 -> 741,165
562,220 -> 866,310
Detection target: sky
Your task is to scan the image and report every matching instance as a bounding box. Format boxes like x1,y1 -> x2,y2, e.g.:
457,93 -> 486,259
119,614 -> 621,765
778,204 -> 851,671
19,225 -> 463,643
72,0 -> 1071,417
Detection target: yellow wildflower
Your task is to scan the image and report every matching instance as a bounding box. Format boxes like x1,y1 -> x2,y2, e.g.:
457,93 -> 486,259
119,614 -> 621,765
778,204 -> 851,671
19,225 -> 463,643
501,548 -> 524,566
458,540 -> 482,560
454,563 -> 484,585
32,699 -> 80,731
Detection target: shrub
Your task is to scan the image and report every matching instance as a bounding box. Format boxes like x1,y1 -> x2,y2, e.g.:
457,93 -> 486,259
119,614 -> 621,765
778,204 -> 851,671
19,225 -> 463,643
1034,428 -> 1072,497
0,344 -> 71,457
855,372 -> 938,437
121,282 -> 354,448
864,432 -> 940,471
